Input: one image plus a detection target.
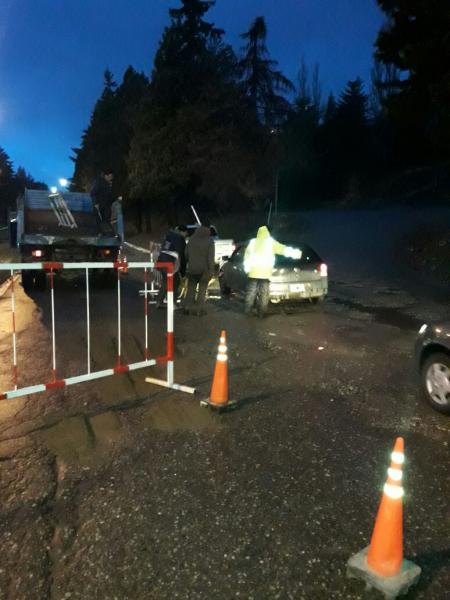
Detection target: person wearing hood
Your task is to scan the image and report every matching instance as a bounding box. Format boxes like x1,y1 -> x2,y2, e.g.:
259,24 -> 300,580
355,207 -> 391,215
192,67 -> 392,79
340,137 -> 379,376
184,225 -> 215,316
244,226 -> 302,317
156,225 -> 189,308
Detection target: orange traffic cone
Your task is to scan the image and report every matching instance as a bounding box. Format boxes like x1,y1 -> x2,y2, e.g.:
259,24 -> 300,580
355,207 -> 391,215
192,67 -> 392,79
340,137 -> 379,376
347,438 -> 421,597
201,331 -> 235,410
367,437 -> 405,576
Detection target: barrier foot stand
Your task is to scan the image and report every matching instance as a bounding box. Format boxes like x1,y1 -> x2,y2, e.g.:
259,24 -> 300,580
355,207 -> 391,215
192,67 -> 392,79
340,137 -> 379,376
200,398 -> 238,412
145,377 -> 195,394
347,547 -> 421,599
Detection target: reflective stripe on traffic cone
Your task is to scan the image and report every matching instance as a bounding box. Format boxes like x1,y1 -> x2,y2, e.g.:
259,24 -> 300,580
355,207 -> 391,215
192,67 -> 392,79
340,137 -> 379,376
201,331 -> 236,410
347,437 -> 421,597
367,437 -> 405,577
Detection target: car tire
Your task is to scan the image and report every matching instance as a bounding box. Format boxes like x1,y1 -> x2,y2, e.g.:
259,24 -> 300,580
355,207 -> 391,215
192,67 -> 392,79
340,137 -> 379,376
311,296 -> 325,306
219,274 -> 231,296
421,352 -> 450,414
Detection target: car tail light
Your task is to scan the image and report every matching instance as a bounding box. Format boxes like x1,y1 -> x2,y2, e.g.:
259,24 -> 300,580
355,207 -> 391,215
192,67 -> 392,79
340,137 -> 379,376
320,263 -> 328,277
32,249 -> 43,258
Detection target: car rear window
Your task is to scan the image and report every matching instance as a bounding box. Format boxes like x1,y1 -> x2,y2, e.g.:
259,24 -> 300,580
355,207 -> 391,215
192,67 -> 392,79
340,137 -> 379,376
233,243 -> 321,265
275,244 -> 321,266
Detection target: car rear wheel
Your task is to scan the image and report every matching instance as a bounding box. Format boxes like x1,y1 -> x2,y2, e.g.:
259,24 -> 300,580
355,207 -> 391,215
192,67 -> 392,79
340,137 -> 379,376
421,352 -> 450,414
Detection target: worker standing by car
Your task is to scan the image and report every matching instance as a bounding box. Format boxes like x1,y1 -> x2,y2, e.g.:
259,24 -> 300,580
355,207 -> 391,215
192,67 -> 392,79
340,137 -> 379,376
244,225 -> 302,317
184,225 -> 215,316
156,225 -> 189,308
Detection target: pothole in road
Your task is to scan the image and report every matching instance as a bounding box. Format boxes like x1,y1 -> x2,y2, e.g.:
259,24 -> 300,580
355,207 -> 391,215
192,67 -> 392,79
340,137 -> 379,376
331,297 -> 421,331
39,399 -> 219,466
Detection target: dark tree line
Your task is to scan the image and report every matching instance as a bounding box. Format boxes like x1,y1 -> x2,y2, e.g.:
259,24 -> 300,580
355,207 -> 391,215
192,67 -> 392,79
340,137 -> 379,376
0,147 -> 47,222
71,0 -> 450,228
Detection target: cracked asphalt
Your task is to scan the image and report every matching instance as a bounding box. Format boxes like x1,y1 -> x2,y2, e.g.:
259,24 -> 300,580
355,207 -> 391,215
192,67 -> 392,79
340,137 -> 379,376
0,209 -> 449,599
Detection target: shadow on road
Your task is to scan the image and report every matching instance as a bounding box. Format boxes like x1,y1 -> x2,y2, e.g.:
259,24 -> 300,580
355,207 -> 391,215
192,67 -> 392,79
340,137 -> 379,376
408,547 -> 450,598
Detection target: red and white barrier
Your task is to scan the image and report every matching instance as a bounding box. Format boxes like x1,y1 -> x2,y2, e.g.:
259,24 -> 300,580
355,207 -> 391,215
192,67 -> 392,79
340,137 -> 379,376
0,260 -> 195,400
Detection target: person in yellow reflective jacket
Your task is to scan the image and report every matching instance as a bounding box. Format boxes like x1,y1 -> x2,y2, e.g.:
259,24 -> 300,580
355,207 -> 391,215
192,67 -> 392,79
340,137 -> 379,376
243,225 -> 302,317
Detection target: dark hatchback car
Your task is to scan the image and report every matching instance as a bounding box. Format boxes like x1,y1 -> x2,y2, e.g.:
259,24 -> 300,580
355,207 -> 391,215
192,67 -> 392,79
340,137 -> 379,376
415,321 -> 450,414
219,242 -> 328,305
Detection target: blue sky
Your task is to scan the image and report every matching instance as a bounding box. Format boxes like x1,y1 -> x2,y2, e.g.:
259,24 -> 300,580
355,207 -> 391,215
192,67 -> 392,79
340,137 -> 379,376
0,0 -> 383,185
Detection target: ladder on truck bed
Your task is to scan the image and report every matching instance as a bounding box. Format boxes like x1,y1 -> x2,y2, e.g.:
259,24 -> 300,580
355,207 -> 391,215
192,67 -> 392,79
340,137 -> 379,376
49,192 -> 78,229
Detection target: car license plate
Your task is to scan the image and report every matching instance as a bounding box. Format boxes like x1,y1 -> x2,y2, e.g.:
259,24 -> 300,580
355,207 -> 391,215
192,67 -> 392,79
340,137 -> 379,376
290,283 -> 305,292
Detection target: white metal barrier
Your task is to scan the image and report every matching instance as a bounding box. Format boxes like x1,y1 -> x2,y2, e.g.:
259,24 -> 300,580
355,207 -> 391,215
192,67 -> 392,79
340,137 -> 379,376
124,241 -> 162,301
0,259 -> 195,400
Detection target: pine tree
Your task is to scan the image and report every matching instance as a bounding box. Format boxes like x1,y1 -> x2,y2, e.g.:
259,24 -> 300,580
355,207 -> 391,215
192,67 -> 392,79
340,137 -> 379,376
150,0 -> 228,111
336,78 -> 368,126
238,17 -> 293,126
129,0 -> 274,220
14,167 -> 47,192
0,147 -> 16,221
376,0 -> 450,157
71,67 -> 147,194
324,93 -> 337,123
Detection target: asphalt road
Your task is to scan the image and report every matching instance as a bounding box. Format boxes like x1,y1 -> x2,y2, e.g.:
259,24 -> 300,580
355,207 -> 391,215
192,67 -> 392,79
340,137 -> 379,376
0,210 -> 449,600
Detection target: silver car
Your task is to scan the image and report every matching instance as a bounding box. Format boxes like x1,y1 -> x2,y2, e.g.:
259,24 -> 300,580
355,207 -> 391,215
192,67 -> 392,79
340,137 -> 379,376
415,321 -> 450,414
219,242 -> 328,305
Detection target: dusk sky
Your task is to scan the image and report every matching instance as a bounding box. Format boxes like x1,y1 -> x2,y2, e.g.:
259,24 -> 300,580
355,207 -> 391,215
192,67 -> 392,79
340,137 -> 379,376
0,0 -> 383,186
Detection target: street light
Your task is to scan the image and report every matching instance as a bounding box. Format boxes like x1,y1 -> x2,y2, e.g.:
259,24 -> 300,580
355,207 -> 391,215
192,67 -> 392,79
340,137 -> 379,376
50,186 -> 57,194
59,178 -> 68,188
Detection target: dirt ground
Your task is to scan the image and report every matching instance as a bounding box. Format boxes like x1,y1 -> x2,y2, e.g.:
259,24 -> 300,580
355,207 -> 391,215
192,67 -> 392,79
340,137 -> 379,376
0,209 -> 449,599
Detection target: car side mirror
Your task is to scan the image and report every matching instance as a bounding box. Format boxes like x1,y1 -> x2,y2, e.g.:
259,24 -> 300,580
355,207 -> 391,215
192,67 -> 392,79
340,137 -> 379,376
222,255 -> 230,261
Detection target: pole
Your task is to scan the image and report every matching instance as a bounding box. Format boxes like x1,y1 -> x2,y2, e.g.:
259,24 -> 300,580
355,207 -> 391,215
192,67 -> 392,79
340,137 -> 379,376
275,170 -> 279,217
190,205 -> 202,225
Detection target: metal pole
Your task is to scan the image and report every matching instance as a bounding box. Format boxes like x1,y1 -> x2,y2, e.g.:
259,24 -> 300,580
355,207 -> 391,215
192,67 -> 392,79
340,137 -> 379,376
166,266 -> 174,385
50,270 -> 57,380
85,268 -> 91,374
117,267 -> 122,365
275,170 -> 279,217
190,205 -> 202,225
144,267 -> 149,360
10,269 -> 17,389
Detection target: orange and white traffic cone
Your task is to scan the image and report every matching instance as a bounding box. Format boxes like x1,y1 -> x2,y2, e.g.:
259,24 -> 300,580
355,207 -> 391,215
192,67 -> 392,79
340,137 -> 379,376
347,438 -> 421,598
367,437 -> 405,577
201,331 -> 236,410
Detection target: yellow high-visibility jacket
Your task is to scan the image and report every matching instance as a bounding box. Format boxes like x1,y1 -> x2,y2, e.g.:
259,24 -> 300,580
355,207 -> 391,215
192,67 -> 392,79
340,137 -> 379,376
244,226 -> 301,280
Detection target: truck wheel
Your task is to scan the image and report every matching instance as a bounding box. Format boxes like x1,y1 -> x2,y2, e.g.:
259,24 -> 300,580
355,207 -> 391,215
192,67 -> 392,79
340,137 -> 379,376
311,296 -> 325,306
22,270 -> 46,293
22,270 -> 35,293
35,271 -> 47,292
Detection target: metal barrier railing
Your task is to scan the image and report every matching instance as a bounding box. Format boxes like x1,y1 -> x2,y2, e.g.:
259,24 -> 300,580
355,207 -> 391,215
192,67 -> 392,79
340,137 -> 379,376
0,260 -> 195,400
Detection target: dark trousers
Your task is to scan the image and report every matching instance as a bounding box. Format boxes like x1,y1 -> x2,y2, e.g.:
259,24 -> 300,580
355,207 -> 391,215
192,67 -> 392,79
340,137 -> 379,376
245,278 -> 270,315
185,273 -> 209,311
157,270 -> 181,304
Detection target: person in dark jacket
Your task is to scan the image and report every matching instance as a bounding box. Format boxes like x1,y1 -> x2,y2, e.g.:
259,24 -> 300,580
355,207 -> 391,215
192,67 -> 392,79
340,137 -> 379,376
156,225 -> 188,308
90,170 -> 114,224
184,225 -> 215,316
